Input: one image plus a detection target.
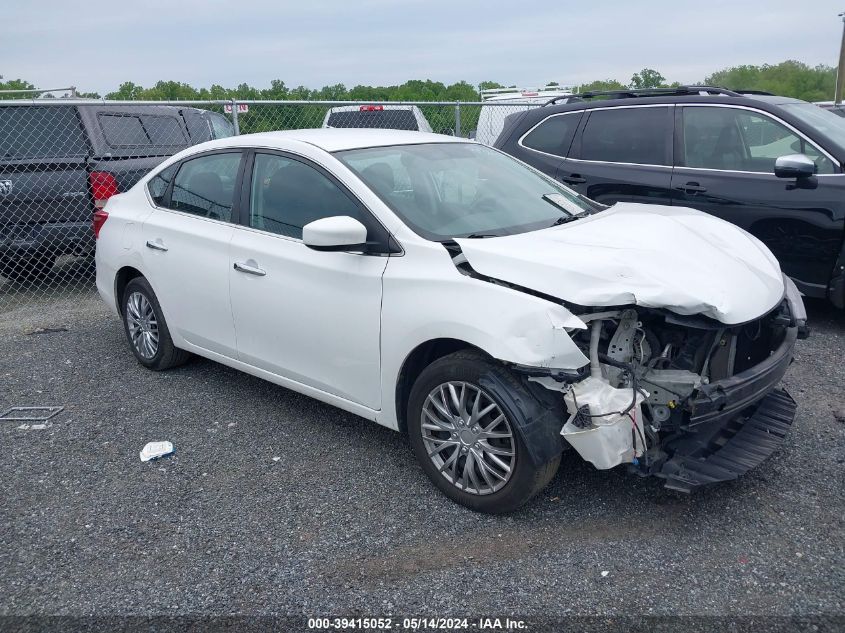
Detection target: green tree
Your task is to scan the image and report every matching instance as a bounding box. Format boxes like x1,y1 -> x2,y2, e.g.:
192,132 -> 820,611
577,78 -> 627,93
105,81 -> 145,100
703,60 -> 835,101
478,81 -> 505,93
0,75 -> 37,98
630,68 -> 666,89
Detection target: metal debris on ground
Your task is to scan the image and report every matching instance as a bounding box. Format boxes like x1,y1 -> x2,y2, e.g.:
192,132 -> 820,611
0,406 -> 64,422
139,441 -> 175,462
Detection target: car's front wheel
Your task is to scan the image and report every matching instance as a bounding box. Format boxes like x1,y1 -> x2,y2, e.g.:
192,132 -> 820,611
408,350 -> 560,513
122,277 -> 191,370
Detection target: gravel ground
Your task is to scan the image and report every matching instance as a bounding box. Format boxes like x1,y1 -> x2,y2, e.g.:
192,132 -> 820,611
0,288 -> 843,626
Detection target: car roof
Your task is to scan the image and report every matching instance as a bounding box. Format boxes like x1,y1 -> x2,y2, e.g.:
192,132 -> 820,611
204,128 -> 470,152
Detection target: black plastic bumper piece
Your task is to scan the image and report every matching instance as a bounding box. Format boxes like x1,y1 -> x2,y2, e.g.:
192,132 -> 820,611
658,389 -> 796,493
687,326 -> 797,426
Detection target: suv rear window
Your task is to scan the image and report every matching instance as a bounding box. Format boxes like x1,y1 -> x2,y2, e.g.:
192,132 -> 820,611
327,110 -> 418,131
520,112 -> 582,156
0,106 -> 88,160
579,107 -> 670,166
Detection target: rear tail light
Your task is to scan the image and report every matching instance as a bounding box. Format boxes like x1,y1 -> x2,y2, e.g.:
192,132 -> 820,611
89,171 -> 119,209
92,210 -> 109,239
359,105 -> 384,112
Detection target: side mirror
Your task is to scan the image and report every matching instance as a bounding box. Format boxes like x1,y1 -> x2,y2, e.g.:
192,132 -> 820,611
302,216 -> 368,252
774,154 -> 816,179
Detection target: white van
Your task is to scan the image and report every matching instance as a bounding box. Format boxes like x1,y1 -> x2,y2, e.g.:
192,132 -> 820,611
473,86 -> 576,146
322,104 -> 434,133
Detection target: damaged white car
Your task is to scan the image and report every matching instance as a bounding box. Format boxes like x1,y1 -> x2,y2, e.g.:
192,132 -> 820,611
95,130 -> 807,513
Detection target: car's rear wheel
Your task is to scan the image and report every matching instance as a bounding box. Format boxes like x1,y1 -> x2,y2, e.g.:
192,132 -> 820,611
122,277 -> 191,370
408,350 -> 560,513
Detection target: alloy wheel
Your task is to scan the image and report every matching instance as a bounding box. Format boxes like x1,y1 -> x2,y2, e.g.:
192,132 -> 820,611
420,381 -> 516,495
125,291 -> 159,359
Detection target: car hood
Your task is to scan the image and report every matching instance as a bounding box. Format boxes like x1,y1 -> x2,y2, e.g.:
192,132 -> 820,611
455,203 -> 785,325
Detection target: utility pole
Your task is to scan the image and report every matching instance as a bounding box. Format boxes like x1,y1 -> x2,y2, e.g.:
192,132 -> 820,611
836,11 -> 845,104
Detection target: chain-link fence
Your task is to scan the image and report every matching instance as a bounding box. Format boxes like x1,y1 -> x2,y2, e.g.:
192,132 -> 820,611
0,98 -> 541,311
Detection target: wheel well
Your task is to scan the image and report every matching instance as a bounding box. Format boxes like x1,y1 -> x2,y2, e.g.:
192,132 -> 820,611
395,338 -> 485,434
114,266 -> 144,315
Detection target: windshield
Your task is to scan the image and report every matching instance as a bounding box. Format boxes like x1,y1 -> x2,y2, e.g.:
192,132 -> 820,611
781,103 -> 845,150
335,143 -> 600,241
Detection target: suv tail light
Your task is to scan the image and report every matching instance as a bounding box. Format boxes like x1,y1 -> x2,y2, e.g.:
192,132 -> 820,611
359,105 -> 384,112
92,210 -> 109,239
89,171 -> 119,209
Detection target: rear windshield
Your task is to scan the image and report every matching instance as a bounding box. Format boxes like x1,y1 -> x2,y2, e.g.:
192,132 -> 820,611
327,110 -> 419,131
0,106 -> 88,160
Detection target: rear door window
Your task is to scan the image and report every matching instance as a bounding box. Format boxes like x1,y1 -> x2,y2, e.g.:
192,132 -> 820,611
169,152 -> 242,221
520,112 -> 582,157
0,106 -> 88,160
578,107 -> 671,165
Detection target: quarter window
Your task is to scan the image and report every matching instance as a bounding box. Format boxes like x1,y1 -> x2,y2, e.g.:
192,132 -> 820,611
147,164 -> 178,206
579,107 -> 670,165
169,152 -> 241,221
681,106 -> 835,174
520,113 -> 582,157
249,153 -> 364,239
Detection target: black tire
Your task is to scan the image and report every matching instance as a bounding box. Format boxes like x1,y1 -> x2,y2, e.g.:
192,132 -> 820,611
0,253 -> 56,282
408,350 -> 560,514
121,277 -> 191,371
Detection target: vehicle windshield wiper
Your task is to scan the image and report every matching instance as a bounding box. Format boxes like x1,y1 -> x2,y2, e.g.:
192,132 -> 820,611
548,214 -> 582,227
463,233 -> 499,239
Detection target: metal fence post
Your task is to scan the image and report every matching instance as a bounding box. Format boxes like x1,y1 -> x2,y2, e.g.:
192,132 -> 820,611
230,98 -> 240,135
454,102 -> 461,137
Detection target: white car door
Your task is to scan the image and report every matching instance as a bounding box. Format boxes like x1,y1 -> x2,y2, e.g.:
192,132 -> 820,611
229,151 -> 390,409
141,151 -> 243,358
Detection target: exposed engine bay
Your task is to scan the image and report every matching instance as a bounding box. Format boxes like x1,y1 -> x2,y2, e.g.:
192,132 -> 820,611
445,234 -> 804,490
530,300 -> 799,474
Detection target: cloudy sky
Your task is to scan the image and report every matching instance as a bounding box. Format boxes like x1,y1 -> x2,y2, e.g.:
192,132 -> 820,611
1,0 -> 840,94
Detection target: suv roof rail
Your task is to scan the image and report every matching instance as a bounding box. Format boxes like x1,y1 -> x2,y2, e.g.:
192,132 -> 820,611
480,85 -> 575,100
543,85 -> 743,106
734,89 -> 774,96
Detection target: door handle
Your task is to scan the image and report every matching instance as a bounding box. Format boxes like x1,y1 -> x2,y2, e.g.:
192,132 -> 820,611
145,240 -> 168,252
233,261 -> 266,276
562,174 -> 586,185
675,182 -> 707,194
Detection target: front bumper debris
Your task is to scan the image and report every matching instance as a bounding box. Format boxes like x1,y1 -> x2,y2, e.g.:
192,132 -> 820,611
688,326 -> 797,426
658,389 -> 796,492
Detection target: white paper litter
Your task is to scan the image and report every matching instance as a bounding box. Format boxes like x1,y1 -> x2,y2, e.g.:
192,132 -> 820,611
140,441 -> 174,462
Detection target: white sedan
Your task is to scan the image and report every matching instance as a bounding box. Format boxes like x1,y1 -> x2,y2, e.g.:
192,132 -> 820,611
95,129 -> 806,512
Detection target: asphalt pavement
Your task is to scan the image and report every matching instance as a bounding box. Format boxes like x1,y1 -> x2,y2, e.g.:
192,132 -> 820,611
1,288 -> 843,627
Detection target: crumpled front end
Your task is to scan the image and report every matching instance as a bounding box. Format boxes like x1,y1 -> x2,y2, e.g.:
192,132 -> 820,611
528,275 -> 806,491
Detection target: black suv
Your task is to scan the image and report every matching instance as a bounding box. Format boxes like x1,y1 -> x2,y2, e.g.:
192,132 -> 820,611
0,103 -> 233,281
494,87 -> 845,309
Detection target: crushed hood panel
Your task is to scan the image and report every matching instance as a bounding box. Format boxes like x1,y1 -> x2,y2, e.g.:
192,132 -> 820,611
455,203 -> 785,325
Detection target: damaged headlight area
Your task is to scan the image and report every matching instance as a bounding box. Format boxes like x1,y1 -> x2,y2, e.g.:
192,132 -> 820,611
525,292 -> 803,492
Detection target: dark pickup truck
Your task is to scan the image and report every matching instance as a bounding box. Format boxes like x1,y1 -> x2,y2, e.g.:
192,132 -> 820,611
0,103 -> 233,281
